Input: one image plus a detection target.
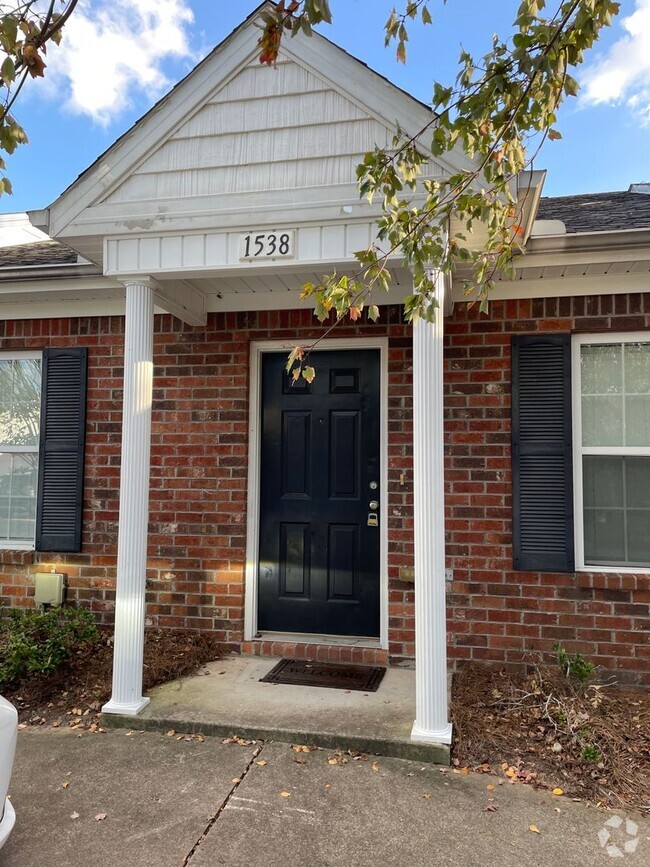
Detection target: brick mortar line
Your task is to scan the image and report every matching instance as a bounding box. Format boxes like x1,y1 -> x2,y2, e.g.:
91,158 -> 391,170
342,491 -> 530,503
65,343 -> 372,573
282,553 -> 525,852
180,742 -> 264,866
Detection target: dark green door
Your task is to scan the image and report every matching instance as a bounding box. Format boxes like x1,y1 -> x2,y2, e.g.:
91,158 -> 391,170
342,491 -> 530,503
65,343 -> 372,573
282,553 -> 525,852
258,349 -> 381,637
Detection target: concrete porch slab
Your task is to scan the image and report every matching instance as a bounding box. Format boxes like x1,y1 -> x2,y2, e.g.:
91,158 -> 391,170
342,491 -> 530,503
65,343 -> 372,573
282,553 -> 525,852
102,656 -> 451,764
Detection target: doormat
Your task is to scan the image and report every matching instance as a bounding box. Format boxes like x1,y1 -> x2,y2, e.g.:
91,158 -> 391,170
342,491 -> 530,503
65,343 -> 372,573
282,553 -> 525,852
260,658 -> 386,692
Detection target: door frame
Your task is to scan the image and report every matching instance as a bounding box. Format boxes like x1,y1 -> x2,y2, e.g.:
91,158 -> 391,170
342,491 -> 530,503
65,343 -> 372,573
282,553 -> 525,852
244,337 -> 389,648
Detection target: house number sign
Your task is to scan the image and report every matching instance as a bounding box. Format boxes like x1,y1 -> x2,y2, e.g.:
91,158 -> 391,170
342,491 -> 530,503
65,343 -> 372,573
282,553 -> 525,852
239,230 -> 295,261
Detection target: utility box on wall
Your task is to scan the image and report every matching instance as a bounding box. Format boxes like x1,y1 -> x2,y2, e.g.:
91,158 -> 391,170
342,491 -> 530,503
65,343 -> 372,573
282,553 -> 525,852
34,573 -> 66,606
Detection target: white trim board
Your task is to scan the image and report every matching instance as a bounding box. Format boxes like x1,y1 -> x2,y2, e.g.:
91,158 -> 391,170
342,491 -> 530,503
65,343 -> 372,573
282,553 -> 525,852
244,337 -> 390,649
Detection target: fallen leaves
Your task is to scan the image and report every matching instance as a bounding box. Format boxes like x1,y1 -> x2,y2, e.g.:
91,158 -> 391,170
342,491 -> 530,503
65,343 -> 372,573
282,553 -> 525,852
222,736 -> 256,747
70,812 -> 79,820
280,791 -> 291,798
371,762 -> 380,773
94,813 -> 107,822
529,824 -> 541,834
327,754 -> 347,766
255,759 -> 267,767
552,788 -> 564,796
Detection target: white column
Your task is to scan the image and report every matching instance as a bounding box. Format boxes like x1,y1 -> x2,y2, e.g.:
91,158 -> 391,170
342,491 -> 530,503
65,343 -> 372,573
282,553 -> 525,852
102,280 -> 154,715
411,271 -> 453,745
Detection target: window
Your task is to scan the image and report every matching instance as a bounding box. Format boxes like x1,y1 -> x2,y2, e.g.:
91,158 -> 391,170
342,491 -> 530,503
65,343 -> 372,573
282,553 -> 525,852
0,353 -> 42,547
574,333 -> 650,570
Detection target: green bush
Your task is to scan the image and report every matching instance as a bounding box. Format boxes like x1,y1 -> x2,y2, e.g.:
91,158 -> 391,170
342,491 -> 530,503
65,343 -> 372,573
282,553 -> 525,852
552,643 -> 595,683
0,606 -> 99,691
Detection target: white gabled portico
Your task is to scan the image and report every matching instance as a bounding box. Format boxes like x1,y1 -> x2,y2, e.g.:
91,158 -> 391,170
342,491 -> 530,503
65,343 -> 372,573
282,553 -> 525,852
32,2 -> 457,748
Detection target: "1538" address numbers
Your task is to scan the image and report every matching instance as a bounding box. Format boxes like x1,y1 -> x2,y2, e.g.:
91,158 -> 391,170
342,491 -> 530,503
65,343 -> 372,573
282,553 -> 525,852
239,230 -> 295,261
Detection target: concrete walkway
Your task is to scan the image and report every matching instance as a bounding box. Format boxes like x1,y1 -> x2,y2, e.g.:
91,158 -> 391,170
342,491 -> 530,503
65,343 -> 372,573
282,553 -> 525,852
102,656 -> 450,763
2,728 -> 648,867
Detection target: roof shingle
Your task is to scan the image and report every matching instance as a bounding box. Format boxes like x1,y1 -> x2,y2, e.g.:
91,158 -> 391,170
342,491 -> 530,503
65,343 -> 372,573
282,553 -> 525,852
0,240 -> 79,268
537,189 -> 650,234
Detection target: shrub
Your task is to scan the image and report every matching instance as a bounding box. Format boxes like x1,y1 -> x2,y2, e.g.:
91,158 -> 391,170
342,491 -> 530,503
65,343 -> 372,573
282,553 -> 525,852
0,606 -> 99,691
552,643 -> 595,683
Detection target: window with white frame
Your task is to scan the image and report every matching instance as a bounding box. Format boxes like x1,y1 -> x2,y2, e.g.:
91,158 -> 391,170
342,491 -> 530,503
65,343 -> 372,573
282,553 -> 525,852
574,333 -> 650,569
0,353 -> 41,546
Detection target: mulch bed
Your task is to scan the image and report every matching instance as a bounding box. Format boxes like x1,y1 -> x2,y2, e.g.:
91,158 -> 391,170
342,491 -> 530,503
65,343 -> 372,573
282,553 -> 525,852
451,662 -> 650,816
5,628 -> 224,730
5,634 -> 649,816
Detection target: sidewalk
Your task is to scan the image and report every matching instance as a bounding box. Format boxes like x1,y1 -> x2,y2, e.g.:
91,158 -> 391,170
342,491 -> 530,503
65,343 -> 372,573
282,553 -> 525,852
101,656 -> 451,763
2,728 -> 647,867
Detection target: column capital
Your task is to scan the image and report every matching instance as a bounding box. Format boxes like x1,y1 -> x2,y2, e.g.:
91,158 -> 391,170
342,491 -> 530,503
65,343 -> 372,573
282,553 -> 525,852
118,275 -> 161,291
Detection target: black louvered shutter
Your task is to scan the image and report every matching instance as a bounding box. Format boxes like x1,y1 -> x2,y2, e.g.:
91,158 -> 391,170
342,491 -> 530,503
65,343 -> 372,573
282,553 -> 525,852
511,334 -> 574,572
35,348 -> 88,552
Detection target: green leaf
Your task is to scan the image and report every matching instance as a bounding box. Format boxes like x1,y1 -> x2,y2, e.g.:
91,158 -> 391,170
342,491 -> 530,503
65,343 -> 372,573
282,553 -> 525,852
1,55 -> 15,85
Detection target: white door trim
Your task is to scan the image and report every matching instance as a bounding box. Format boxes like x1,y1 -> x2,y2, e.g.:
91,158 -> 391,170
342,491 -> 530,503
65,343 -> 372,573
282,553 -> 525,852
244,337 -> 390,649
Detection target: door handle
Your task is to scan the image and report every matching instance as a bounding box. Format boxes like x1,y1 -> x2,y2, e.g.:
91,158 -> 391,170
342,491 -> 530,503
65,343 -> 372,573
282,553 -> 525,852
369,500 -> 379,510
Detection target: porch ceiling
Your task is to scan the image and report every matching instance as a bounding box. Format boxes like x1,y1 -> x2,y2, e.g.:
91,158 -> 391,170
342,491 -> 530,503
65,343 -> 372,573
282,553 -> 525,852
168,265 -> 413,313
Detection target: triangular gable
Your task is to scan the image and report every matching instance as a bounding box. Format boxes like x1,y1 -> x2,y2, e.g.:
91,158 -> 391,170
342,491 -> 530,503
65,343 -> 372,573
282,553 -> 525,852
43,2 -> 473,243
102,54 -> 401,204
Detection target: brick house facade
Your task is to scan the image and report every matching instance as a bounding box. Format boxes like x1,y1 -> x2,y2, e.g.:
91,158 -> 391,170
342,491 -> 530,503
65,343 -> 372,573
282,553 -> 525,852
1,296 -> 648,685
0,6 -> 648,742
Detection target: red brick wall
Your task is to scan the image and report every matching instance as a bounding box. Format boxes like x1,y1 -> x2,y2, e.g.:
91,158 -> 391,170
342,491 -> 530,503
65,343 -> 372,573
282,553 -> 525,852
0,296 -> 648,683
445,294 -> 650,686
0,309 -> 414,665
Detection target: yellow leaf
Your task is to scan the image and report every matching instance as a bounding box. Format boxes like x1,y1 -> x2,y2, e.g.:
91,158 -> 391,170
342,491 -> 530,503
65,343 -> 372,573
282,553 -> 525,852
166,730 -> 175,737
529,824 -> 541,834
231,778 -> 241,783
371,761 -> 380,772
255,760 -> 267,767
422,793 -> 431,799
552,788 -> 564,796
280,791 -> 291,798
486,784 -> 496,791
327,757 -> 338,765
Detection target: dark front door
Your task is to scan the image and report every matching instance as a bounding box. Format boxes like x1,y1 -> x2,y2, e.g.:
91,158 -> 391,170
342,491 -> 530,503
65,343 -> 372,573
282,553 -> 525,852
258,349 -> 381,637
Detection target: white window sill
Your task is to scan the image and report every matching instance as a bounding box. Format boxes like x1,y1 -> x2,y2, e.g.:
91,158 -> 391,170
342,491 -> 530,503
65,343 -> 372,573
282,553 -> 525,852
577,565 -> 650,575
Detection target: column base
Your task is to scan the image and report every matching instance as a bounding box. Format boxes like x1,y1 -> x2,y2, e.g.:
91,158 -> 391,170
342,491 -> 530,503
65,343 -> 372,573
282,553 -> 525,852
411,720 -> 453,746
101,696 -> 150,716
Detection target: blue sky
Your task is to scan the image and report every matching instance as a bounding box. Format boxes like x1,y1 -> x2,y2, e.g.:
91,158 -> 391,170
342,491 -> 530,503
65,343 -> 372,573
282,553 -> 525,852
2,0 -> 649,214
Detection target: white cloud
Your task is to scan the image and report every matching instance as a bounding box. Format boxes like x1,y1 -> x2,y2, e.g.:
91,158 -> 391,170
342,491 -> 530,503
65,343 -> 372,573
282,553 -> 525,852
41,0 -> 195,125
580,0 -> 650,123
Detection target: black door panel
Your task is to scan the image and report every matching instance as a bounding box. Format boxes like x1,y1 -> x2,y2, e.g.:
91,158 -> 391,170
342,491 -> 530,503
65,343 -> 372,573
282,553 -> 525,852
258,349 -> 381,636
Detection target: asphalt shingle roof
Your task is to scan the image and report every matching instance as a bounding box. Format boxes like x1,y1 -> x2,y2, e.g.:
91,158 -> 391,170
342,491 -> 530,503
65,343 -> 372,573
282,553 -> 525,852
0,240 -> 79,268
537,189 -> 650,234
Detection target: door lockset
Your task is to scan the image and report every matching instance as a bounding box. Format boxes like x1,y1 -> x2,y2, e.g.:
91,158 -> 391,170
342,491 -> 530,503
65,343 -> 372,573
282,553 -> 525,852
369,500 -> 379,510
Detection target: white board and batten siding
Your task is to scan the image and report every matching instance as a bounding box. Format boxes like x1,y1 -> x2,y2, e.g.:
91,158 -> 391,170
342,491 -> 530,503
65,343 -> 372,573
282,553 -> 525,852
105,220 -> 386,276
